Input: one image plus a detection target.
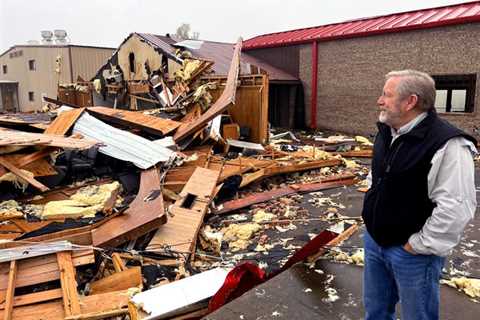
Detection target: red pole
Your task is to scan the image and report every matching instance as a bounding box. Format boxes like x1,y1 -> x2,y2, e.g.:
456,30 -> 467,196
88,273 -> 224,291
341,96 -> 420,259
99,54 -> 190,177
310,41 -> 318,129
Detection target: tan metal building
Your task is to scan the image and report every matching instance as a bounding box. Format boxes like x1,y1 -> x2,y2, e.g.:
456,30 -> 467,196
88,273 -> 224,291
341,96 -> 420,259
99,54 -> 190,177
0,44 -> 114,112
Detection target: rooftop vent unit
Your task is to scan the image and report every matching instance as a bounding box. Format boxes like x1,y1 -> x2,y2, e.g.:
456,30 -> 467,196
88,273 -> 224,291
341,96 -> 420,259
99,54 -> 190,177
54,29 -> 69,44
41,30 -> 53,45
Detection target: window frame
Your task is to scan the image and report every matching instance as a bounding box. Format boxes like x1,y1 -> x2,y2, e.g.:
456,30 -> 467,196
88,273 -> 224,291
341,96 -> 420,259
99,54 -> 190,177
28,59 -> 36,71
432,74 -> 476,113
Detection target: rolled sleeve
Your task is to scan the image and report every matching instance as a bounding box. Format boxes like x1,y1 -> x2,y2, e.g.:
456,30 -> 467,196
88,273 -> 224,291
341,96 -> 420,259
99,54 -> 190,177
409,137 -> 477,256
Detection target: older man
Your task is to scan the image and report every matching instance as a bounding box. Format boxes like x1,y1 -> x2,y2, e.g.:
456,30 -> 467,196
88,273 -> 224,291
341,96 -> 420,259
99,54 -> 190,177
362,70 -> 477,320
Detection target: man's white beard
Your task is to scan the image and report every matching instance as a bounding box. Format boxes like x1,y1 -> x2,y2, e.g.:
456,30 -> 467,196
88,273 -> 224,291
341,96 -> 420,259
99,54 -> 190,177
378,110 -> 388,124
378,109 -> 402,127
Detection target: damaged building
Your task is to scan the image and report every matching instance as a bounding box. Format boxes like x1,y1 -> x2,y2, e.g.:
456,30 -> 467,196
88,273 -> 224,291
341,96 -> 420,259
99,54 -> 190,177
90,32 -> 303,141
243,1 -> 480,136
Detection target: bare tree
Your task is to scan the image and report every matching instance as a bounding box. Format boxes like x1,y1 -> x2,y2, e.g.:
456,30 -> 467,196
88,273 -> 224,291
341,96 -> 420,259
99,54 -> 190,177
175,23 -> 200,40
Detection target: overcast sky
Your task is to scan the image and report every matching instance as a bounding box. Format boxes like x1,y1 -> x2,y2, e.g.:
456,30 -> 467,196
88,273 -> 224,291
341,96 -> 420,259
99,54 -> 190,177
0,0 -> 471,52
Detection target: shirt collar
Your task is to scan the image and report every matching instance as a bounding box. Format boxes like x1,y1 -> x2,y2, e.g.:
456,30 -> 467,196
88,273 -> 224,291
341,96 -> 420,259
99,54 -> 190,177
391,112 -> 428,139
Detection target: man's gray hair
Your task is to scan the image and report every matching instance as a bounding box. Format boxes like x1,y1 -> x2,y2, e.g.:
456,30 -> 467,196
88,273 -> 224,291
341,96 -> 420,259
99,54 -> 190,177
386,70 -> 436,111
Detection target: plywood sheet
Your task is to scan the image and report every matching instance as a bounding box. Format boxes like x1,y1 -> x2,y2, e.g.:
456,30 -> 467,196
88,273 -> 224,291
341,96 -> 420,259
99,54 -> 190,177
44,108 -> 85,136
0,130 -> 98,150
205,75 -> 269,144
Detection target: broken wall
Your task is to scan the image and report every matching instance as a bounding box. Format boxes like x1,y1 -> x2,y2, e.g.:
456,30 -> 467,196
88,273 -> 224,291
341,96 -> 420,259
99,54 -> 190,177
206,75 -> 269,144
117,34 -> 180,80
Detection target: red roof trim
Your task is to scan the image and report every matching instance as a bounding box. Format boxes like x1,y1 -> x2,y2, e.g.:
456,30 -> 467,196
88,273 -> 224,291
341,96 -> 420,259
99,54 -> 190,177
244,1 -> 480,50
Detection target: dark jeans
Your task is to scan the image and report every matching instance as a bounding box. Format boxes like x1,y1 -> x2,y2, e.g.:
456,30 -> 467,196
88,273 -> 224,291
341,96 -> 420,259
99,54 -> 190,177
363,231 -> 445,320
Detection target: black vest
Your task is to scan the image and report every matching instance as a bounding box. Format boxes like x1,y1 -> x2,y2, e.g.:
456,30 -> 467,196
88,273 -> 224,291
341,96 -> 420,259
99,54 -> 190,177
362,111 -> 476,247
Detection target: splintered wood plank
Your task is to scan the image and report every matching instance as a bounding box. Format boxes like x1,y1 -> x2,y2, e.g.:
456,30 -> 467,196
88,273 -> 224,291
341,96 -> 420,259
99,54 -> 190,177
0,157 -> 49,192
4,147 -> 56,168
217,157 -> 274,182
44,108 -> 85,136
87,106 -> 181,136
89,267 -> 142,295
3,260 -> 17,320
147,167 -> 220,255
9,220 -> 51,234
215,175 -> 356,215
56,252 -> 81,317
111,253 -> 126,273
240,159 -> 343,188
0,250 -> 94,291
91,168 -> 167,247
21,159 -> 57,177
163,146 -> 212,192
0,130 -> 98,150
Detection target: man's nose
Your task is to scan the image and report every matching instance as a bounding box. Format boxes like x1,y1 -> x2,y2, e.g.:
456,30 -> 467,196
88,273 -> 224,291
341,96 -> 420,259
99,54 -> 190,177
377,96 -> 384,105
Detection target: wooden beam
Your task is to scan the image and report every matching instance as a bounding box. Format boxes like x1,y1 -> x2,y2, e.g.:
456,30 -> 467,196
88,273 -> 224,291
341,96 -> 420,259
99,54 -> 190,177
87,106 -> 180,136
3,260 -> 17,320
111,253 -> 126,273
239,159 -> 342,188
4,148 -> 55,168
0,157 -> 49,192
89,267 -> 142,295
57,252 -> 81,317
307,224 -> 360,263
215,175 -> 356,215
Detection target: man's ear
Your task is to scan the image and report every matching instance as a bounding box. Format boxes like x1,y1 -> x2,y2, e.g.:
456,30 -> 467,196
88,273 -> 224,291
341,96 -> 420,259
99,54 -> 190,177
405,94 -> 418,111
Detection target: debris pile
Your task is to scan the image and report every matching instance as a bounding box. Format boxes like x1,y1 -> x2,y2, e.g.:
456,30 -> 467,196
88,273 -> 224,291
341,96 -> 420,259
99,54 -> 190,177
0,37 -> 379,319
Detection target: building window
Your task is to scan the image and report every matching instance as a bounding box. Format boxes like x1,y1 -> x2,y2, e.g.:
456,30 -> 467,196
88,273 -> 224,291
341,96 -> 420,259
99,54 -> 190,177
28,92 -> 35,101
2,65 -> 7,74
28,59 -> 36,71
433,74 -> 476,113
129,52 -> 135,73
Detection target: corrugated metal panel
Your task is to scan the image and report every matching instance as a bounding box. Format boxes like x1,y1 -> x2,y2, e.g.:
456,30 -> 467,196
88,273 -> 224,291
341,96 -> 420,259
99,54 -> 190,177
244,1 -> 480,49
70,47 -> 114,81
136,33 -> 180,62
67,107 -> 175,169
133,34 -> 297,81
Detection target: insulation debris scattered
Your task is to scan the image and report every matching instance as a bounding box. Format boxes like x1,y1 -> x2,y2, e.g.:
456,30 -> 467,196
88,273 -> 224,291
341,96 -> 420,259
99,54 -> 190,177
441,277 -> 480,299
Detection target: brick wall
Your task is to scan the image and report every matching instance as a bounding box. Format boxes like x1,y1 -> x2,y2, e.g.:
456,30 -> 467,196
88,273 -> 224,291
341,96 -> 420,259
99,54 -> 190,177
299,23 -> 480,136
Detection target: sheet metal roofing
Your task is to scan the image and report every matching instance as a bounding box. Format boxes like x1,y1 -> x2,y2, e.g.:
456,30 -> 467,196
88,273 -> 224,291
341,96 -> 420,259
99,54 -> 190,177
244,1 -> 480,49
136,33 -> 297,81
